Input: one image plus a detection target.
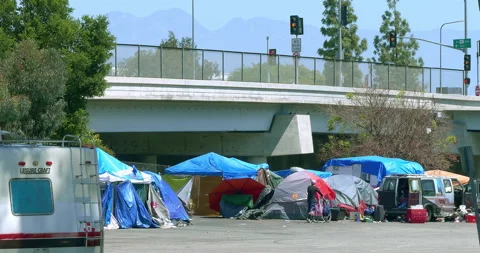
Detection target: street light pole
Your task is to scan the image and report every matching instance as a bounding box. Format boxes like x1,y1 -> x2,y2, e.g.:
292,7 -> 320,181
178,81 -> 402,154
192,0 -> 195,80
440,20 -> 464,88
337,0 -> 343,87
464,0 -> 468,95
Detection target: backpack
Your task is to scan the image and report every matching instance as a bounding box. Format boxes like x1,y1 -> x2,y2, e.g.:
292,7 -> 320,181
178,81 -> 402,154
322,199 -> 331,216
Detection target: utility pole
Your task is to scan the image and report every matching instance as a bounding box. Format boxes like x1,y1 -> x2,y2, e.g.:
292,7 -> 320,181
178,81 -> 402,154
267,36 -> 270,83
464,0 -> 468,95
192,0 -> 196,80
337,0 -> 343,87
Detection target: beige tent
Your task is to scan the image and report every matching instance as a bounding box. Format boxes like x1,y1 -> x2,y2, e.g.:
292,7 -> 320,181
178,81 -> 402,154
425,170 -> 470,185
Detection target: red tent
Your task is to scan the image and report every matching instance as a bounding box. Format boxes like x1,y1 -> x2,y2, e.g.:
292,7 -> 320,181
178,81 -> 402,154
208,178 -> 265,212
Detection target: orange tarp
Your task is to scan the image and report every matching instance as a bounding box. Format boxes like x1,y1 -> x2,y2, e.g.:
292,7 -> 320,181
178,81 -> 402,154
425,170 -> 470,185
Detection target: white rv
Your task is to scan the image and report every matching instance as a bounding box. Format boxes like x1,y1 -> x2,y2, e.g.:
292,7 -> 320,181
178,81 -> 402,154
0,135 -> 104,252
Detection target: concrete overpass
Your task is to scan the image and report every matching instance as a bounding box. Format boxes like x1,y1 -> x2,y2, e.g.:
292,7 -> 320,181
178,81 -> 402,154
87,44 -> 478,169
87,76 -> 480,169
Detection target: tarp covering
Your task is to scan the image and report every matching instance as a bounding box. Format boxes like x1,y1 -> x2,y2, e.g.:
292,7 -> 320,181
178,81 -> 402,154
114,181 -> 158,229
101,183 -> 114,226
262,171 -> 335,220
425,170 -> 470,185
325,174 -> 378,208
164,152 -> 266,179
322,156 -> 424,185
144,171 -> 190,221
256,169 -> 283,189
163,175 -> 192,193
275,168 -> 333,179
97,148 -> 152,183
146,184 -> 172,226
177,178 -> 193,208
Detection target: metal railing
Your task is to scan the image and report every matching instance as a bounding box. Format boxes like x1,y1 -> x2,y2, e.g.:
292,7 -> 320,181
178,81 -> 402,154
107,43 -> 466,95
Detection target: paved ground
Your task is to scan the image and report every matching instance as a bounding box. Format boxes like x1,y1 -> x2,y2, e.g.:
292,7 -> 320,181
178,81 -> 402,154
105,217 -> 480,253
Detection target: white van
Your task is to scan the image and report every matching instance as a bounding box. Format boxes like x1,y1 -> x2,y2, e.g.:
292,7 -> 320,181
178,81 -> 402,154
0,135 -> 104,252
378,174 -> 464,221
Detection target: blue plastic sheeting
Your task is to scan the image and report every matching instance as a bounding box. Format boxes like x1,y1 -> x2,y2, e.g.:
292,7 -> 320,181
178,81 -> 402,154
144,171 -> 190,221
322,156 -> 425,185
101,183 -> 114,226
275,169 -> 333,179
165,152 -> 266,179
114,181 -> 158,229
97,148 -> 143,181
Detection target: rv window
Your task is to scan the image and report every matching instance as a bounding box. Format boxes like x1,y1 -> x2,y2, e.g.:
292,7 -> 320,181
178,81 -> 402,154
443,179 -> 453,193
9,178 -> 54,216
421,180 -> 435,197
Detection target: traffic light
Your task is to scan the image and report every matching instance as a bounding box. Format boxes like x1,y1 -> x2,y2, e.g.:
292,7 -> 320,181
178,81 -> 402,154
389,31 -> 397,48
464,54 -> 471,71
298,18 -> 304,35
290,15 -> 304,36
464,77 -> 471,85
268,49 -> 276,64
341,5 -> 348,26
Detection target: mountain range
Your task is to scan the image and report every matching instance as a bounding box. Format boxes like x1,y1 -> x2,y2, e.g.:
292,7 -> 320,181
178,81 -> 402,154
106,8 -> 479,90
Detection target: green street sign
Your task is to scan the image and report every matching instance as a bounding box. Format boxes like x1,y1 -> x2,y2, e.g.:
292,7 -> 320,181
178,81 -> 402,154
454,38 -> 471,49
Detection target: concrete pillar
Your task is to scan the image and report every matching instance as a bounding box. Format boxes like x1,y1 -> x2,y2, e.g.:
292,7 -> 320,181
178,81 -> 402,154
244,156 -> 268,164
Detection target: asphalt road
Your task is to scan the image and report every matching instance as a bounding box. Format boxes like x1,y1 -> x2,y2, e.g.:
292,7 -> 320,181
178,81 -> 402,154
105,217 -> 480,253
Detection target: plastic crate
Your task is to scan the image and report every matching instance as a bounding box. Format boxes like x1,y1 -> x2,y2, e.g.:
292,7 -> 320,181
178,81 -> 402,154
406,208 -> 427,223
465,213 -> 477,223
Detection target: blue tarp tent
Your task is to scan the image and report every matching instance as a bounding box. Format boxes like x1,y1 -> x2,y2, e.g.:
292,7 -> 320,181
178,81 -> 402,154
164,152 -> 267,179
97,148 -> 149,183
114,181 -> 158,229
322,156 -> 424,186
144,171 -> 190,221
275,169 -> 333,179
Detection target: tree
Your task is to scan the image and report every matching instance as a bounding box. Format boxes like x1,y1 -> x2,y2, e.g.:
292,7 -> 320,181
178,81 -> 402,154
0,76 -> 31,137
0,0 -> 17,59
318,88 -> 457,170
228,62 -> 324,85
117,31 -> 220,80
0,40 -> 66,138
317,0 -> 368,88
0,0 -> 115,152
371,0 -> 424,91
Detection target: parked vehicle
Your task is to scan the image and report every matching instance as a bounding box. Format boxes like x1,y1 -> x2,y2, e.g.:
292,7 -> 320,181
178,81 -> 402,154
0,135 -> 104,252
378,174 -> 464,221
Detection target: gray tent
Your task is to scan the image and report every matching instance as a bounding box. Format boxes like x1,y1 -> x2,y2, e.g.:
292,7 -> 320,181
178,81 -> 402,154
325,174 -> 378,208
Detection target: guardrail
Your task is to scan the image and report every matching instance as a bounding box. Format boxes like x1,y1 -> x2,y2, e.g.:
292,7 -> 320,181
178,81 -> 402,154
108,43 -> 465,95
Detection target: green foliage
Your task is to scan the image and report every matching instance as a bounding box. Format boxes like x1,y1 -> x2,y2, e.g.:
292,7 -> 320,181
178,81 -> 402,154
0,75 -> 31,133
318,0 -> 368,88
318,0 -> 368,61
318,88 -> 456,170
0,0 -> 17,58
371,0 -> 424,91
0,0 -> 116,151
227,62 -> 324,85
0,40 -> 66,138
117,31 -> 220,80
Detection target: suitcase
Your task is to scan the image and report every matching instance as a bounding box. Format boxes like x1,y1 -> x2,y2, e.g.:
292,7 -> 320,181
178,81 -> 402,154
406,208 -> 427,223
374,205 -> 385,221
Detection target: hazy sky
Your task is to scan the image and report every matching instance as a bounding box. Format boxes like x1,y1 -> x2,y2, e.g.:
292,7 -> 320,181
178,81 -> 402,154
70,0 -> 477,32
